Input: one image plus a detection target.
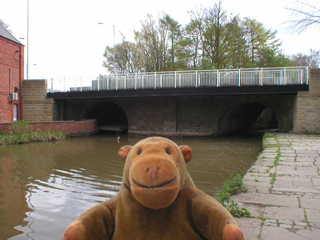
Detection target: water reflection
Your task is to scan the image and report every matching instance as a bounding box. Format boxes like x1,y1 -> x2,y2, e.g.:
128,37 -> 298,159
0,134 -> 262,240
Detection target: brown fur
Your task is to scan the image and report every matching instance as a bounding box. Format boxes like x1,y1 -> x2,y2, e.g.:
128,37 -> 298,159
63,137 -> 244,240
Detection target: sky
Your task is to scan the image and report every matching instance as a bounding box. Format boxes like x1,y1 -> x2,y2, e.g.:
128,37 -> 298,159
1,0 -> 319,79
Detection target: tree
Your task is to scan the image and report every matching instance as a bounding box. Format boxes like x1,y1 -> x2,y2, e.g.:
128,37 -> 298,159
182,19 -> 203,69
257,48 -> 291,67
134,14 -> 168,72
102,4 -> 289,73
103,31 -> 145,74
290,49 -> 320,67
202,1 -> 228,69
243,18 -> 281,67
286,1 -> 320,33
187,7 -> 207,69
224,15 -> 248,68
160,14 -> 182,70
103,42 -> 136,74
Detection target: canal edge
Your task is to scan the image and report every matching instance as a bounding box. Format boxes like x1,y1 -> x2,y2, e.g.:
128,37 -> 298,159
229,133 -> 320,240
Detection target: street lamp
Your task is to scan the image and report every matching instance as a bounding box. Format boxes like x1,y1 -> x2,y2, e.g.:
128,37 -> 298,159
27,0 -> 29,79
98,23 -> 116,74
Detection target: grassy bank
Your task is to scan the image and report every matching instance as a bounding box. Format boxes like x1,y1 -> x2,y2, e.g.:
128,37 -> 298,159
0,121 -> 67,145
218,174 -> 250,217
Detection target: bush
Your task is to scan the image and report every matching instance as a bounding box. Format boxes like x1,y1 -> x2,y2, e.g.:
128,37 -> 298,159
0,121 -> 67,145
11,120 -> 32,134
217,174 -> 250,218
218,174 -> 247,204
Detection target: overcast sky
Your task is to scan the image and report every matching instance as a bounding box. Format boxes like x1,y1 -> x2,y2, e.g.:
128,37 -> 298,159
1,0 -> 319,79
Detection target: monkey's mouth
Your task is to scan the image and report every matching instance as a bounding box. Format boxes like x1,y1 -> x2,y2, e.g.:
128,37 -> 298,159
132,177 -> 177,189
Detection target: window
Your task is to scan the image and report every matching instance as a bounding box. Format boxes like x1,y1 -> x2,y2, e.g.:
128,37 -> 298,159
13,104 -> 18,122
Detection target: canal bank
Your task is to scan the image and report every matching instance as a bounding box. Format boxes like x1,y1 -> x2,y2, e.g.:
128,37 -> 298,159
230,133 -> 320,240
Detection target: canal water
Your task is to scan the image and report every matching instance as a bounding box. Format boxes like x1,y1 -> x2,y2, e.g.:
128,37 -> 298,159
0,134 -> 262,240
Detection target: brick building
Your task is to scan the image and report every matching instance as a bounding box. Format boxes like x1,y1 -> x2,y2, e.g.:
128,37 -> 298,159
0,24 -> 24,123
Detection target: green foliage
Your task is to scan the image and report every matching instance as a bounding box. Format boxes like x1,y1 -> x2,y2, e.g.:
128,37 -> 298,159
11,120 -> 32,134
263,133 -> 275,139
263,133 -> 281,188
103,1 -> 290,73
270,172 -> 277,185
218,174 -> 247,204
0,121 -> 67,145
270,144 -> 281,187
218,174 -> 251,218
227,201 -> 251,218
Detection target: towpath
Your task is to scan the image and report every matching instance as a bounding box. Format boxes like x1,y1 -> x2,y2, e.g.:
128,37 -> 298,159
230,133 -> 320,240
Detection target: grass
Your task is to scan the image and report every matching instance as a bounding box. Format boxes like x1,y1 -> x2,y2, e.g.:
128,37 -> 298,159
263,133 -> 278,148
263,133 -> 275,139
266,134 -> 281,187
0,121 -> 67,145
217,174 -> 251,218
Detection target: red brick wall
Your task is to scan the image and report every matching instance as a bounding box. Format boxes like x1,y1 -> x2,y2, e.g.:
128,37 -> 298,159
0,36 -> 24,123
0,119 -> 97,134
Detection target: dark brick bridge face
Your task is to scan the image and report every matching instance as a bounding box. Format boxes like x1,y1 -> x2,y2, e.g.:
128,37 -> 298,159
54,94 -> 296,137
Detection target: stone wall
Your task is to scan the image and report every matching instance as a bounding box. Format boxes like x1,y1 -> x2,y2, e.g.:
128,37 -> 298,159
22,80 -> 54,122
293,68 -> 320,134
60,94 -> 296,137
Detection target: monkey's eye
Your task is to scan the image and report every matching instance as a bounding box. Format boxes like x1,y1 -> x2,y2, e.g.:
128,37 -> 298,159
137,149 -> 142,155
165,149 -> 171,154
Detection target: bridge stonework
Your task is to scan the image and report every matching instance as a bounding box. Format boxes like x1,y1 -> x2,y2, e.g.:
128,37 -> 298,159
293,68 -> 320,134
54,94 -> 296,137
22,80 -> 54,122
26,68 -> 319,137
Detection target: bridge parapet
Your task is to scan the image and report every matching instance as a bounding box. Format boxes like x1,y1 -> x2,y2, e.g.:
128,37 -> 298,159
48,67 -> 308,93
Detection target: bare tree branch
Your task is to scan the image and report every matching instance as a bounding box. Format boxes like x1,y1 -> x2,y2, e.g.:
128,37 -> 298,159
285,1 -> 320,33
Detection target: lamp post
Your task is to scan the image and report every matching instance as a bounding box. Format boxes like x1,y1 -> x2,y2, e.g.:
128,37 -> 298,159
113,25 -> 115,74
26,0 -> 29,79
98,23 -> 116,74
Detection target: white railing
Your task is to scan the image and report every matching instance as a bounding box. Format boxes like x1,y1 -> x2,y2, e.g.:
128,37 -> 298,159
47,67 -> 308,93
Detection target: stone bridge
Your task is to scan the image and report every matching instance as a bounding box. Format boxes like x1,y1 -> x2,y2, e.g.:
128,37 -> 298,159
22,68 -> 320,137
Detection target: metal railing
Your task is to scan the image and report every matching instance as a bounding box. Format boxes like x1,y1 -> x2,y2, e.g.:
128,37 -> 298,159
47,67 -> 308,93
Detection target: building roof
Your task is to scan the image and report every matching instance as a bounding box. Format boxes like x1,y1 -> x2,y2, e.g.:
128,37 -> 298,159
0,24 -> 23,45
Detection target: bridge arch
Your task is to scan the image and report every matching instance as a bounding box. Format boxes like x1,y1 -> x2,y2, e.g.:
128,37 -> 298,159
82,102 -> 128,131
217,102 -> 278,136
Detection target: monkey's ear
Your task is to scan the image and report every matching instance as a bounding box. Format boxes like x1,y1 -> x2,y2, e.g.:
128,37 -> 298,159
118,145 -> 132,161
179,145 -> 193,163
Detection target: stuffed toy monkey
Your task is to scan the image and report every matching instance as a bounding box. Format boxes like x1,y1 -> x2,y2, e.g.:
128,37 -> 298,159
63,136 -> 244,240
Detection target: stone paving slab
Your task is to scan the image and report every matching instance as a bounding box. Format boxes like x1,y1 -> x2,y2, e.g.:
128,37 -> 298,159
305,209 -> 320,223
279,162 -> 315,167
279,157 -> 296,162
274,179 -> 313,188
254,160 -> 275,167
263,206 -> 306,222
272,186 -> 319,194
235,218 -> 262,240
312,178 -> 320,186
260,226 -> 309,240
295,229 -> 320,240
231,193 -> 300,207
300,197 -> 320,210
229,134 -> 320,240
249,166 -> 272,173
243,176 -> 271,183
